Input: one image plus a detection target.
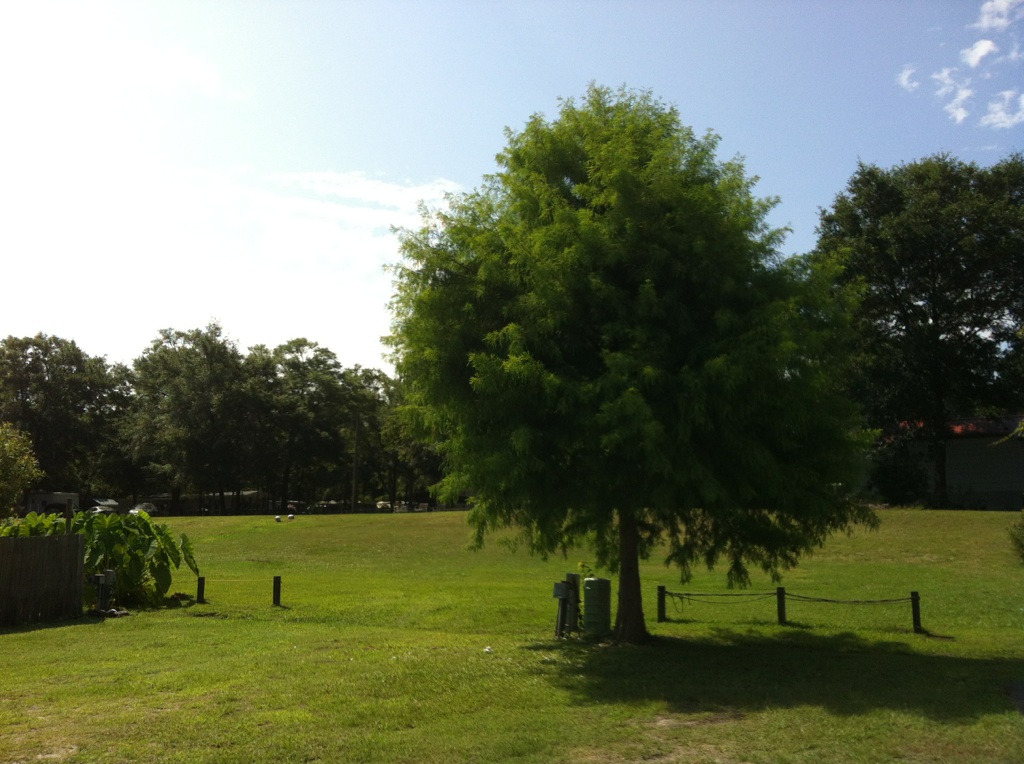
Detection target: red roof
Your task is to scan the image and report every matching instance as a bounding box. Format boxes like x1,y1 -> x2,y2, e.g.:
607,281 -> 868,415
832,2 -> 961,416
896,416 -> 1024,438
946,416 -> 1024,438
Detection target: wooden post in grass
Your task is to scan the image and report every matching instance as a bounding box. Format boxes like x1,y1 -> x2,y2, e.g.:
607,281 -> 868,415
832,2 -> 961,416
657,585 -> 666,622
776,587 -> 787,625
273,576 -> 282,606
911,591 -> 922,633
197,576 -> 206,604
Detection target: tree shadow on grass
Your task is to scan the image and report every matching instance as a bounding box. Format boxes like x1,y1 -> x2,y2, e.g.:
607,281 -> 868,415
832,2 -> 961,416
1,595 -> 206,634
0,612 -> 107,635
528,628 -> 1024,723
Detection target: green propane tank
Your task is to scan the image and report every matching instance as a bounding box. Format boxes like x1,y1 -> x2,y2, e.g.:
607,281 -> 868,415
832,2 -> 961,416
583,577 -> 611,639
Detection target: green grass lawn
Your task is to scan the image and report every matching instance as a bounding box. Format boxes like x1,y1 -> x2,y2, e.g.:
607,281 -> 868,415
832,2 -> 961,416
3,508 -> 1024,763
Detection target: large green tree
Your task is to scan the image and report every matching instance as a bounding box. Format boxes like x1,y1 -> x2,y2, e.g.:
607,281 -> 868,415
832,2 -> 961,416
0,422 -> 43,516
266,339 -> 349,508
815,154 -> 1024,504
389,85 -> 873,643
129,324 -> 247,512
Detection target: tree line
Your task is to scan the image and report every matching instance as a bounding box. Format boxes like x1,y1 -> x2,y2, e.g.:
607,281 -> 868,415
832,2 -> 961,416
0,325 -> 440,515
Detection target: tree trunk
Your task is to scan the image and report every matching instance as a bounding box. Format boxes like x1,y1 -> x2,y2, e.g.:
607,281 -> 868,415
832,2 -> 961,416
614,510 -> 650,644
350,417 -> 359,512
927,353 -> 949,507
931,437 -> 948,507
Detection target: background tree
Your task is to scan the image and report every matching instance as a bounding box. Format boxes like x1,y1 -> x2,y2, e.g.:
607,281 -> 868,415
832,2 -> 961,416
339,366 -> 391,509
389,85 -> 873,643
237,344 -> 287,509
0,334 -> 112,491
374,378 -> 442,508
129,324 -> 246,513
814,154 -> 1024,504
0,422 -> 43,516
80,362 -> 154,502
269,339 -> 349,509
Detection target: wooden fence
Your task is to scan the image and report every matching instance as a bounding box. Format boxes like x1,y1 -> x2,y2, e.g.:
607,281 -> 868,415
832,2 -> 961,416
0,534 -> 85,627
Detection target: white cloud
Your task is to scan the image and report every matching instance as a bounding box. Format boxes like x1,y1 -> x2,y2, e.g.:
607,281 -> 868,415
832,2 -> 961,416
971,0 -> 1024,31
904,4 -> 1024,126
980,89 -> 1024,126
932,67 -> 959,97
960,38 -> 1000,67
897,65 -> 920,91
931,68 -> 974,122
946,87 -> 975,123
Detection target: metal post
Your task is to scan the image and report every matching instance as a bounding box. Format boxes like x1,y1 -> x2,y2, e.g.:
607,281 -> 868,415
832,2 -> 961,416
657,585 -> 666,622
566,573 -> 580,634
273,575 -> 282,606
197,576 -> 206,604
776,586 -> 787,625
911,591 -> 922,633
93,574 -> 106,610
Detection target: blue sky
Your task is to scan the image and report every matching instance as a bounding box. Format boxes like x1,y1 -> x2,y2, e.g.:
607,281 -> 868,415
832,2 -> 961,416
1,0 -> 1021,371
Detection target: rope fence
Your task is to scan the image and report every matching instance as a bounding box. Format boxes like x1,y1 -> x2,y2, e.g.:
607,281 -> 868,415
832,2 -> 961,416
657,585 -> 924,633
190,575 -> 285,606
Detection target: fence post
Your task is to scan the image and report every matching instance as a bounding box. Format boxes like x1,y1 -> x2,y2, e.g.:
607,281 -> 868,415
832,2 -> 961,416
657,585 -> 666,622
273,575 -> 282,606
555,595 -> 567,638
911,591 -> 922,633
197,576 -> 206,604
776,587 -> 787,625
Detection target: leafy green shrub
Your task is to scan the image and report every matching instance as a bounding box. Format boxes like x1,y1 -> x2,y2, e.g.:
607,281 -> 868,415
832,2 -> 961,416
1010,512 -> 1024,564
0,511 -> 199,606
0,423 -> 43,518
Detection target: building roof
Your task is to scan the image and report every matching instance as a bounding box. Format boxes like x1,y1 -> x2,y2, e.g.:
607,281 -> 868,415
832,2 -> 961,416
895,416 -> 1024,439
946,416 -> 1024,438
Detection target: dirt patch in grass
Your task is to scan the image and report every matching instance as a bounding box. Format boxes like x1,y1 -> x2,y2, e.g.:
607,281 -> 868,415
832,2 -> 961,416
569,713 -> 750,764
650,711 -> 745,728
34,748 -> 79,761
2,745 -> 79,764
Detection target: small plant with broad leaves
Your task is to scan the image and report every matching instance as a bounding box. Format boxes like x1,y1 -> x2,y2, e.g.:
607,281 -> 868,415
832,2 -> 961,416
0,510 -> 199,607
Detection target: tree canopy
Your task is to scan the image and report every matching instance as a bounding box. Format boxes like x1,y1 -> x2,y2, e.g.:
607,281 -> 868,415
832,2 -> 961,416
0,334 -> 114,491
388,85 -> 873,643
814,153 -> 1024,504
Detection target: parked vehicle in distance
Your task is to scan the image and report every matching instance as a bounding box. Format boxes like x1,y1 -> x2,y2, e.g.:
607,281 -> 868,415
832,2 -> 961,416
86,498 -> 120,514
